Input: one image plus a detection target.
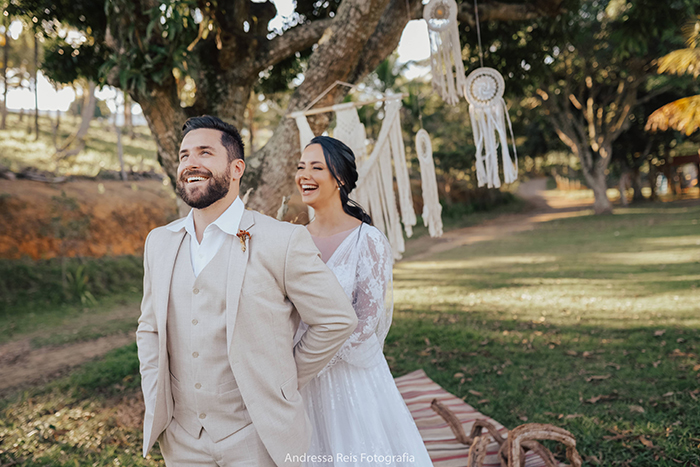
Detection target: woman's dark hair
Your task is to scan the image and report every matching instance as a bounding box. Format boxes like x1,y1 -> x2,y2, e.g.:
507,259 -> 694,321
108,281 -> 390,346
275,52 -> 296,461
307,136 -> 372,225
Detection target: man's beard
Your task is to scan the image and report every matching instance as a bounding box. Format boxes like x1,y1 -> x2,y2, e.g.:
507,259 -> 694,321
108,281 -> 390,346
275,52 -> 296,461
176,167 -> 231,209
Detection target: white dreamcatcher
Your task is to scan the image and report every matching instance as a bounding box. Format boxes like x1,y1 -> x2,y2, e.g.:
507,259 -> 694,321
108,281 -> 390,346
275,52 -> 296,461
464,0 -> 518,188
423,0 -> 466,106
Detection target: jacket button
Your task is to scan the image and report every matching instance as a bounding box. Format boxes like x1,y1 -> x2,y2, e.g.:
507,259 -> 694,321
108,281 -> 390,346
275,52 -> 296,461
192,352 -> 199,358
192,319 -> 198,325
195,383 -> 202,389
199,413 -> 206,419
193,288 -> 200,294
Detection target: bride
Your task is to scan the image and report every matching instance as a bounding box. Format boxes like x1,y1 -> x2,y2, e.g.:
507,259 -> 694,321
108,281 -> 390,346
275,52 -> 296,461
294,136 -> 433,466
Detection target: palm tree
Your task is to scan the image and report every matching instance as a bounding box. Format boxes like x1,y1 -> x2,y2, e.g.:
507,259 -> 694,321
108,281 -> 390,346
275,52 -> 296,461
646,18 -> 700,135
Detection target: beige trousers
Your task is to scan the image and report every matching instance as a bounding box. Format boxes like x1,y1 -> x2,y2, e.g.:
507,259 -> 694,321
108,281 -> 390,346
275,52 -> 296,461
159,418 -> 276,467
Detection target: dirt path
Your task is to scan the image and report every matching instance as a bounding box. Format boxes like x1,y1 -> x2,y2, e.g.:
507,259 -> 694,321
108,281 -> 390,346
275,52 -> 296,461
403,178 -> 593,261
0,179 -> 590,396
0,305 -> 140,397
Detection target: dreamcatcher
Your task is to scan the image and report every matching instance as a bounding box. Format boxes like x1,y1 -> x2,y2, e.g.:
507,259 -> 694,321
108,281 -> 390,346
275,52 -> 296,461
464,0 -> 518,188
423,0 -> 466,106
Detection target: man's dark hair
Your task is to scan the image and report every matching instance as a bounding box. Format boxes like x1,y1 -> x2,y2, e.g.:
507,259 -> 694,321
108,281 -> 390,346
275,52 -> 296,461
182,115 -> 245,161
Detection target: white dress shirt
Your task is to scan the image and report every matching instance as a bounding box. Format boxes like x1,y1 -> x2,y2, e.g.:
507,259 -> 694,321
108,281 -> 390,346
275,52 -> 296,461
166,197 -> 245,277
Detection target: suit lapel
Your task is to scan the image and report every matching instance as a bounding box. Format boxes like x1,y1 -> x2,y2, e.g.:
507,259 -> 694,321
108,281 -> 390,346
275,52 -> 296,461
154,230 -> 187,339
226,210 -> 255,351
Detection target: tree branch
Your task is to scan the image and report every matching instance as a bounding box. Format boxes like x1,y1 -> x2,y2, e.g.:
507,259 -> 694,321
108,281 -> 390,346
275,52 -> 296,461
251,18 -> 334,73
458,0 -> 564,26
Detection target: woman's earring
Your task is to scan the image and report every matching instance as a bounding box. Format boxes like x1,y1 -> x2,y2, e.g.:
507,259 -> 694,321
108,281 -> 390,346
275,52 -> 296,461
337,186 -> 341,191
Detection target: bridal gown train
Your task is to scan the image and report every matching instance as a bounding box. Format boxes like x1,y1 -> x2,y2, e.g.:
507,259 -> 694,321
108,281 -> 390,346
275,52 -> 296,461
300,224 -> 433,467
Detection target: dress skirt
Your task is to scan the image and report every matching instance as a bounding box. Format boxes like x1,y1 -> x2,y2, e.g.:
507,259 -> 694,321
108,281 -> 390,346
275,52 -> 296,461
300,358 -> 434,467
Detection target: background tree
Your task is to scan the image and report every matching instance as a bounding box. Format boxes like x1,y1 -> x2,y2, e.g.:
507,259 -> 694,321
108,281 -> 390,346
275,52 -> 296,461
459,0 -> 696,213
13,0 -> 564,215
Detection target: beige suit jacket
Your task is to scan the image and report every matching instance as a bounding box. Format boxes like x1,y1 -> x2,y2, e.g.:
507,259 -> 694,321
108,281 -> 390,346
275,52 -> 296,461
136,209 -> 358,465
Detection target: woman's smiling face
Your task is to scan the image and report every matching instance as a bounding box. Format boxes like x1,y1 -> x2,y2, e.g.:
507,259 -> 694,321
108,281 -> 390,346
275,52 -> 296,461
296,143 -> 340,208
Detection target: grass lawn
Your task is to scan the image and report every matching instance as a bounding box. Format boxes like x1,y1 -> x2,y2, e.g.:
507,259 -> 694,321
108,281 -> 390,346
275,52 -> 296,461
1,201 -> 698,466
387,201 -> 700,466
0,113 -> 159,177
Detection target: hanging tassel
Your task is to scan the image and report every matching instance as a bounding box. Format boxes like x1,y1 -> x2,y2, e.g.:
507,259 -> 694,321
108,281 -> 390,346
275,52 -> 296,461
465,67 -> 518,188
423,0 -> 466,106
415,129 -> 443,237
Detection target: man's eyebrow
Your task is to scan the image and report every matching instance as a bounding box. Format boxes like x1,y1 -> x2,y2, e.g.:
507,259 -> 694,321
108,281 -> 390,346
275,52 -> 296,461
179,145 -> 215,154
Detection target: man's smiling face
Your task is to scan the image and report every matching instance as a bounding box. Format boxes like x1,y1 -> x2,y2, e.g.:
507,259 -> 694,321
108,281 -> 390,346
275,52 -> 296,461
176,128 -> 233,209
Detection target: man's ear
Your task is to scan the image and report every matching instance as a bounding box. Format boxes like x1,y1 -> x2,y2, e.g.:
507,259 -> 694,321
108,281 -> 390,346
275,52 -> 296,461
231,159 -> 246,181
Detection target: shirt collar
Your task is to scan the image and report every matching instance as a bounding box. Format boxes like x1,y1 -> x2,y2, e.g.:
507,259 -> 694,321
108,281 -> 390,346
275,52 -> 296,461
165,197 -> 245,237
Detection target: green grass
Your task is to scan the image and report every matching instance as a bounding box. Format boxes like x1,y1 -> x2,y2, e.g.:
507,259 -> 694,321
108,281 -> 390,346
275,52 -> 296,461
0,112 -> 160,177
0,255 -> 144,344
0,344 -> 163,466
387,202 -> 700,466
1,201 -> 699,465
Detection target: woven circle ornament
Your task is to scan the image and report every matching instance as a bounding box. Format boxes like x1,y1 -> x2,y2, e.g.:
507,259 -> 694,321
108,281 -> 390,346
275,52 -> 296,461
464,67 -> 518,188
423,0 -> 466,106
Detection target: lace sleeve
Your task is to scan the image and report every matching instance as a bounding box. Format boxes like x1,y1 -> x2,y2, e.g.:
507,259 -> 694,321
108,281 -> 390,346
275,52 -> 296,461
321,226 -> 394,371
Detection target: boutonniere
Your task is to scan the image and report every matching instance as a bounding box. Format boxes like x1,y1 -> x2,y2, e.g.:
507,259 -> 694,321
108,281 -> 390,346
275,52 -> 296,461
236,229 -> 251,252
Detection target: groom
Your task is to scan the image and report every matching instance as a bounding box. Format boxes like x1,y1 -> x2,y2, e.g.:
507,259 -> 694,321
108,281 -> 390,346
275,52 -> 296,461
136,115 -> 358,466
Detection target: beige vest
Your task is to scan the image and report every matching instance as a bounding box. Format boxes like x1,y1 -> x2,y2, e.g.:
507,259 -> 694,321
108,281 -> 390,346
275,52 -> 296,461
167,235 -> 251,441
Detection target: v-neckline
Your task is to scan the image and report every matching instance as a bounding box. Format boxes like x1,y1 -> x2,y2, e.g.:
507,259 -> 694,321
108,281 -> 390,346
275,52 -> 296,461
312,224 -> 362,265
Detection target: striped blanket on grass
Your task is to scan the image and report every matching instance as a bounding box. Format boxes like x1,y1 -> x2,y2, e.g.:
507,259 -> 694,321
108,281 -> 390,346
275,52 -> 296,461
395,369 -> 547,467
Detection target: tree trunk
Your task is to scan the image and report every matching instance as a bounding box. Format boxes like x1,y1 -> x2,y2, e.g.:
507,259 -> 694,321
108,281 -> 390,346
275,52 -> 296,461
1,15 -> 8,131
247,95 -> 255,153
618,171 -> 629,206
33,33 -> 39,141
631,168 -> 644,202
648,159 -> 658,200
586,169 -> 613,214
55,81 -> 97,159
123,91 -> 134,138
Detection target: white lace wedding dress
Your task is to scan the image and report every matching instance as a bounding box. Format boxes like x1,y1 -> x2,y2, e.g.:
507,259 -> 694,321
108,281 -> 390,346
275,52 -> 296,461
299,224 -> 433,467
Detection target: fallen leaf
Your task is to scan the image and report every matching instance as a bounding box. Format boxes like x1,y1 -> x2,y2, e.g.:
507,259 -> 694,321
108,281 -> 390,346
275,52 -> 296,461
468,389 -> 483,396
543,411 -> 558,417
565,413 -> 584,419
477,399 -> 490,404
663,391 -> 674,397
629,405 -> 645,413
586,375 -> 612,382
653,361 -> 661,368
519,416 -> 528,422
582,351 -> 593,358
654,329 -> 666,337
693,364 -> 700,372
586,395 -> 603,404
479,339 -> 489,346
424,337 -> 431,346
606,362 -> 621,370
453,372 -> 465,379
566,350 -> 578,356
639,436 -> 655,448
585,455 -> 601,465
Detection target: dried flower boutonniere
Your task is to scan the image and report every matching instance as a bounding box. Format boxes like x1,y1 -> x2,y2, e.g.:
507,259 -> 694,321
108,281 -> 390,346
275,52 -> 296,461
236,229 -> 251,252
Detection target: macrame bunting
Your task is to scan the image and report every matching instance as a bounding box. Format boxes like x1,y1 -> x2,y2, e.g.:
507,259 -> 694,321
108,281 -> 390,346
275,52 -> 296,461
464,67 -> 518,188
423,0 -> 467,106
415,129 -> 443,237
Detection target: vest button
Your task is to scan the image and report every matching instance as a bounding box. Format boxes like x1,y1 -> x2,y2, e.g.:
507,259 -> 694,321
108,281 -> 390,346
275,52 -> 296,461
193,288 -> 200,294
192,352 -> 199,358
192,319 -> 198,325
199,413 -> 206,419
195,383 -> 202,389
